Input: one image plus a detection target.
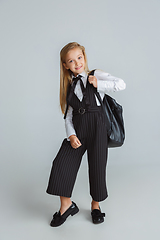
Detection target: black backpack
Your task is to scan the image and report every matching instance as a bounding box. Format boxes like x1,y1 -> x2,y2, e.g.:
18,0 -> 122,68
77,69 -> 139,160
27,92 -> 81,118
89,70 -> 125,148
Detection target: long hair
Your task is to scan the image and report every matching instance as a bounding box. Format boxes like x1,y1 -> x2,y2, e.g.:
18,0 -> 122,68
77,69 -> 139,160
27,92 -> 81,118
60,42 -> 89,114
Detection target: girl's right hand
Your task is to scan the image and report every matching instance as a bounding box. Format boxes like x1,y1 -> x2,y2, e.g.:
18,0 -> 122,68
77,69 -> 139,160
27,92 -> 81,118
69,135 -> 82,149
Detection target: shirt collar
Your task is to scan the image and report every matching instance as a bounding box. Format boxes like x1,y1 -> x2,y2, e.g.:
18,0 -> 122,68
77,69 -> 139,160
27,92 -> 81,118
71,71 -> 87,79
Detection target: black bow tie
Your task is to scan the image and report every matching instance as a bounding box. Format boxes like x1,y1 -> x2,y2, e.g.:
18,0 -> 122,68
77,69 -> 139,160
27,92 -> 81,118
67,75 -> 89,105
72,75 -> 83,89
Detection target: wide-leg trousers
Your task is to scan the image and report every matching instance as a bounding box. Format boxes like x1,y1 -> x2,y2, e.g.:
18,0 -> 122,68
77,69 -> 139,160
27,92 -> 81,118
46,111 -> 108,202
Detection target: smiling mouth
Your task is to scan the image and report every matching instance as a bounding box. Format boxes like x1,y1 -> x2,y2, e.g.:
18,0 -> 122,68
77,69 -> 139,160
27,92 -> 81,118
75,66 -> 82,70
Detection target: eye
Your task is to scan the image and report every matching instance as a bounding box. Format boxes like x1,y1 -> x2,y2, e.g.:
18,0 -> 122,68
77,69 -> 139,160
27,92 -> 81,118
69,60 -> 73,63
78,56 -> 82,59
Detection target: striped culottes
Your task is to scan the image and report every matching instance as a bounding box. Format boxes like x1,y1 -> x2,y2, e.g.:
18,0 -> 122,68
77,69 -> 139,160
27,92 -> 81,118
46,81 -> 109,202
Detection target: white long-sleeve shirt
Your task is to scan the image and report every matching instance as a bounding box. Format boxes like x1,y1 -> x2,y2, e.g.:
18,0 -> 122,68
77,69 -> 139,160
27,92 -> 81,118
65,69 -> 126,139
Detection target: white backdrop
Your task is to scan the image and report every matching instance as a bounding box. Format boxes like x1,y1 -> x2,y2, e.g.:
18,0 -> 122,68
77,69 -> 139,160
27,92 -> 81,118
0,0 -> 160,239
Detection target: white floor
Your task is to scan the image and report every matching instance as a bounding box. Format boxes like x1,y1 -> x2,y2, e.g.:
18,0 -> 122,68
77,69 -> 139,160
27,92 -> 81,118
1,162 -> 160,240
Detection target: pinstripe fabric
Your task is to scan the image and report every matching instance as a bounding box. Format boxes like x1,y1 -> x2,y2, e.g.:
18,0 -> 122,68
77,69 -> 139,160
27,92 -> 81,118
46,80 -> 108,202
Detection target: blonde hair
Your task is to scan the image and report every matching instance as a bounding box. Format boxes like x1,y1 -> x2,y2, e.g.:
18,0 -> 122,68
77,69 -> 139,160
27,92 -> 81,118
60,42 -> 89,114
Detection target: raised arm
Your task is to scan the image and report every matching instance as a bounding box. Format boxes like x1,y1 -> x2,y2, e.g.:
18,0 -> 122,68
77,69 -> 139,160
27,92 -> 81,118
95,69 -> 126,93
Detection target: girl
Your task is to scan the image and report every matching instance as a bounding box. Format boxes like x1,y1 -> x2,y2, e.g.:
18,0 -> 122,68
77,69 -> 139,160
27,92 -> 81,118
46,42 -> 126,227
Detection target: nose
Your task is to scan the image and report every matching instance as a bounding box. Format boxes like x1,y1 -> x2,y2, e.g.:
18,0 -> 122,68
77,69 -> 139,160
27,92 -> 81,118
75,60 -> 79,66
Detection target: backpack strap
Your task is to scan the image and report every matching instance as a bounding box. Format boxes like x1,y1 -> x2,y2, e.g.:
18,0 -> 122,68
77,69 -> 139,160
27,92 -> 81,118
63,84 -> 71,119
88,69 -> 96,76
88,69 -> 104,105
64,103 -> 69,119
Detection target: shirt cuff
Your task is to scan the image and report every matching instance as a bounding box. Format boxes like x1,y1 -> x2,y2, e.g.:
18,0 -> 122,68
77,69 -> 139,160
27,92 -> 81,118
66,131 -> 76,141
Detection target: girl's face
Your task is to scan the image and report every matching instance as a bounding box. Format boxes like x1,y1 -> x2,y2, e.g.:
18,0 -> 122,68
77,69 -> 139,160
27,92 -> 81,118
63,47 -> 86,77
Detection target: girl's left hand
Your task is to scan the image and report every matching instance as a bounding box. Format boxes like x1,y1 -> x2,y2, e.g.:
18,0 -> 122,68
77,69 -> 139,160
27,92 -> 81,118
88,75 -> 97,88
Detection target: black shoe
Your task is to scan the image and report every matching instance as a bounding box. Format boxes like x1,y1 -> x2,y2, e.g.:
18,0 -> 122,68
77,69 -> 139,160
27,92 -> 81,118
50,201 -> 79,227
91,207 -> 105,224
